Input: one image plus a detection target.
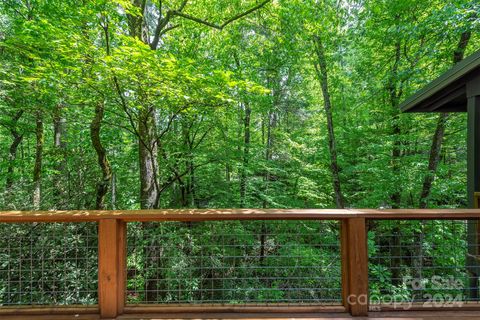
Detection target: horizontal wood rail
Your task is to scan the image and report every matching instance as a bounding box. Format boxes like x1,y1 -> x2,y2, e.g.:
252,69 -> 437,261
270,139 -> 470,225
0,209 -> 479,319
123,304 -> 346,313
0,208 -> 480,222
0,305 -> 99,315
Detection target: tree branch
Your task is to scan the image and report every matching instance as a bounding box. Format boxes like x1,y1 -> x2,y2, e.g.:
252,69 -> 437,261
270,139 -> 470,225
158,24 -> 180,37
171,0 -> 270,30
150,12 -> 170,49
150,0 -> 188,50
178,0 -> 188,11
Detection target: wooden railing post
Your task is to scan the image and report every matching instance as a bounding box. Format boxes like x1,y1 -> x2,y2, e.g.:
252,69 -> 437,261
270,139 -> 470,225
98,219 -> 126,319
341,217 -> 368,316
471,192 -> 480,298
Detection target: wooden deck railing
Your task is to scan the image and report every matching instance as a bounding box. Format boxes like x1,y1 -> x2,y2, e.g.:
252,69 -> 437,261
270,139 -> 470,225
0,209 -> 479,318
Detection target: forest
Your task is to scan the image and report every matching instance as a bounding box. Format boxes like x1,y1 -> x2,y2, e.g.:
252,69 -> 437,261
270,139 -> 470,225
0,0 -> 480,308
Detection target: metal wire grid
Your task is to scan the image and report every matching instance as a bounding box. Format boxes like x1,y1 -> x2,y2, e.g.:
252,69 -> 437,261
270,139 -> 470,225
368,219 -> 480,305
0,222 -> 98,306
126,220 -> 341,305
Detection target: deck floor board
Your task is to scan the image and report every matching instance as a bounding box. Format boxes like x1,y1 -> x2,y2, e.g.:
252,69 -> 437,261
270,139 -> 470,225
2,311 -> 480,319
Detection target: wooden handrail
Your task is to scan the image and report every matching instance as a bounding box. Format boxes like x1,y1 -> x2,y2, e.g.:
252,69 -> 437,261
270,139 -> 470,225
0,208 -> 480,222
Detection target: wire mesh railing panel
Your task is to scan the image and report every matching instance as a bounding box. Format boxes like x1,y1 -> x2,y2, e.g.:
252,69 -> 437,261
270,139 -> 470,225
126,220 -> 341,305
0,222 -> 98,306
368,219 -> 480,306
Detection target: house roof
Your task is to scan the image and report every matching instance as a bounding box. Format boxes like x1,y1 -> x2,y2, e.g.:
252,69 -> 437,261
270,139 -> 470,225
400,49 -> 480,113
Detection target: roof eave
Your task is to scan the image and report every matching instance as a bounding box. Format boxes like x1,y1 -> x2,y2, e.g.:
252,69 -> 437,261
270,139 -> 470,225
399,50 -> 480,113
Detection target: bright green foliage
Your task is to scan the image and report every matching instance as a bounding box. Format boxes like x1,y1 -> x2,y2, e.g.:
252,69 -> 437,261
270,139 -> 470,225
0,0 -> 478,210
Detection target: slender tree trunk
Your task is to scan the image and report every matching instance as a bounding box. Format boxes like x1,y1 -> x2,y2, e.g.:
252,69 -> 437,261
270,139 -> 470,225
453,32 -> 471,64
390,118 -> 402,208
181,119 -> 196,207
53,103 -> 67,208
5,110 -> 24,205
6,133 -> 23,190
33,109 -> 44,210
312,35 -> 345,208
90,101 -> 112,210
138,109 -> 162,301
139,107 -> 159,209
187,156 -> 195,207
419,31 -> 470,208
239,103 -> 251,208
111,172 -> 117,210
388,40 -> 403,209
264,110 -> 274,202
419,114 -> 449,208
53,104 -> 67,159
95,15 -> 114,211
232,52 -> 251,209
259,89 -> 276,265
262,80 -> 277,207
225,113 -> 232,182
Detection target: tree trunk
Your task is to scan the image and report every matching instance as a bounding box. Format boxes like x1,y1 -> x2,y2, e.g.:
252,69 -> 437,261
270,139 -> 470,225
419,114 -> 449,208
259,85 -> 277,265
124,10 -> 169,304
111,172 -> 117,210
239,103 -> 251,208
5,110 -> 24,205
263,110 -> 275,205
33,109 -> 44,210
53,103 -> 67,209
225,114 -> 232,182
312,35 -> 345,209
390,118 -> 402,209
453,32 -> 471,64
90,101 -> 112,210
53,104 -> 67,157
139,107 -> 159,209
187,156 -> 195,207
126,2 -> 161,210
388,40 -> 403,209
181,119 -> 196,207
419,31 -> 470,208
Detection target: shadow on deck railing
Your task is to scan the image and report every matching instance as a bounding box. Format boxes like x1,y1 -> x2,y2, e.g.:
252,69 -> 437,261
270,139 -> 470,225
0,209 -> 479,318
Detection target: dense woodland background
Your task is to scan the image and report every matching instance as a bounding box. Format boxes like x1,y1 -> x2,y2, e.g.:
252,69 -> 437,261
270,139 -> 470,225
1,0 -> 480,307
0,0 -> 479,211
